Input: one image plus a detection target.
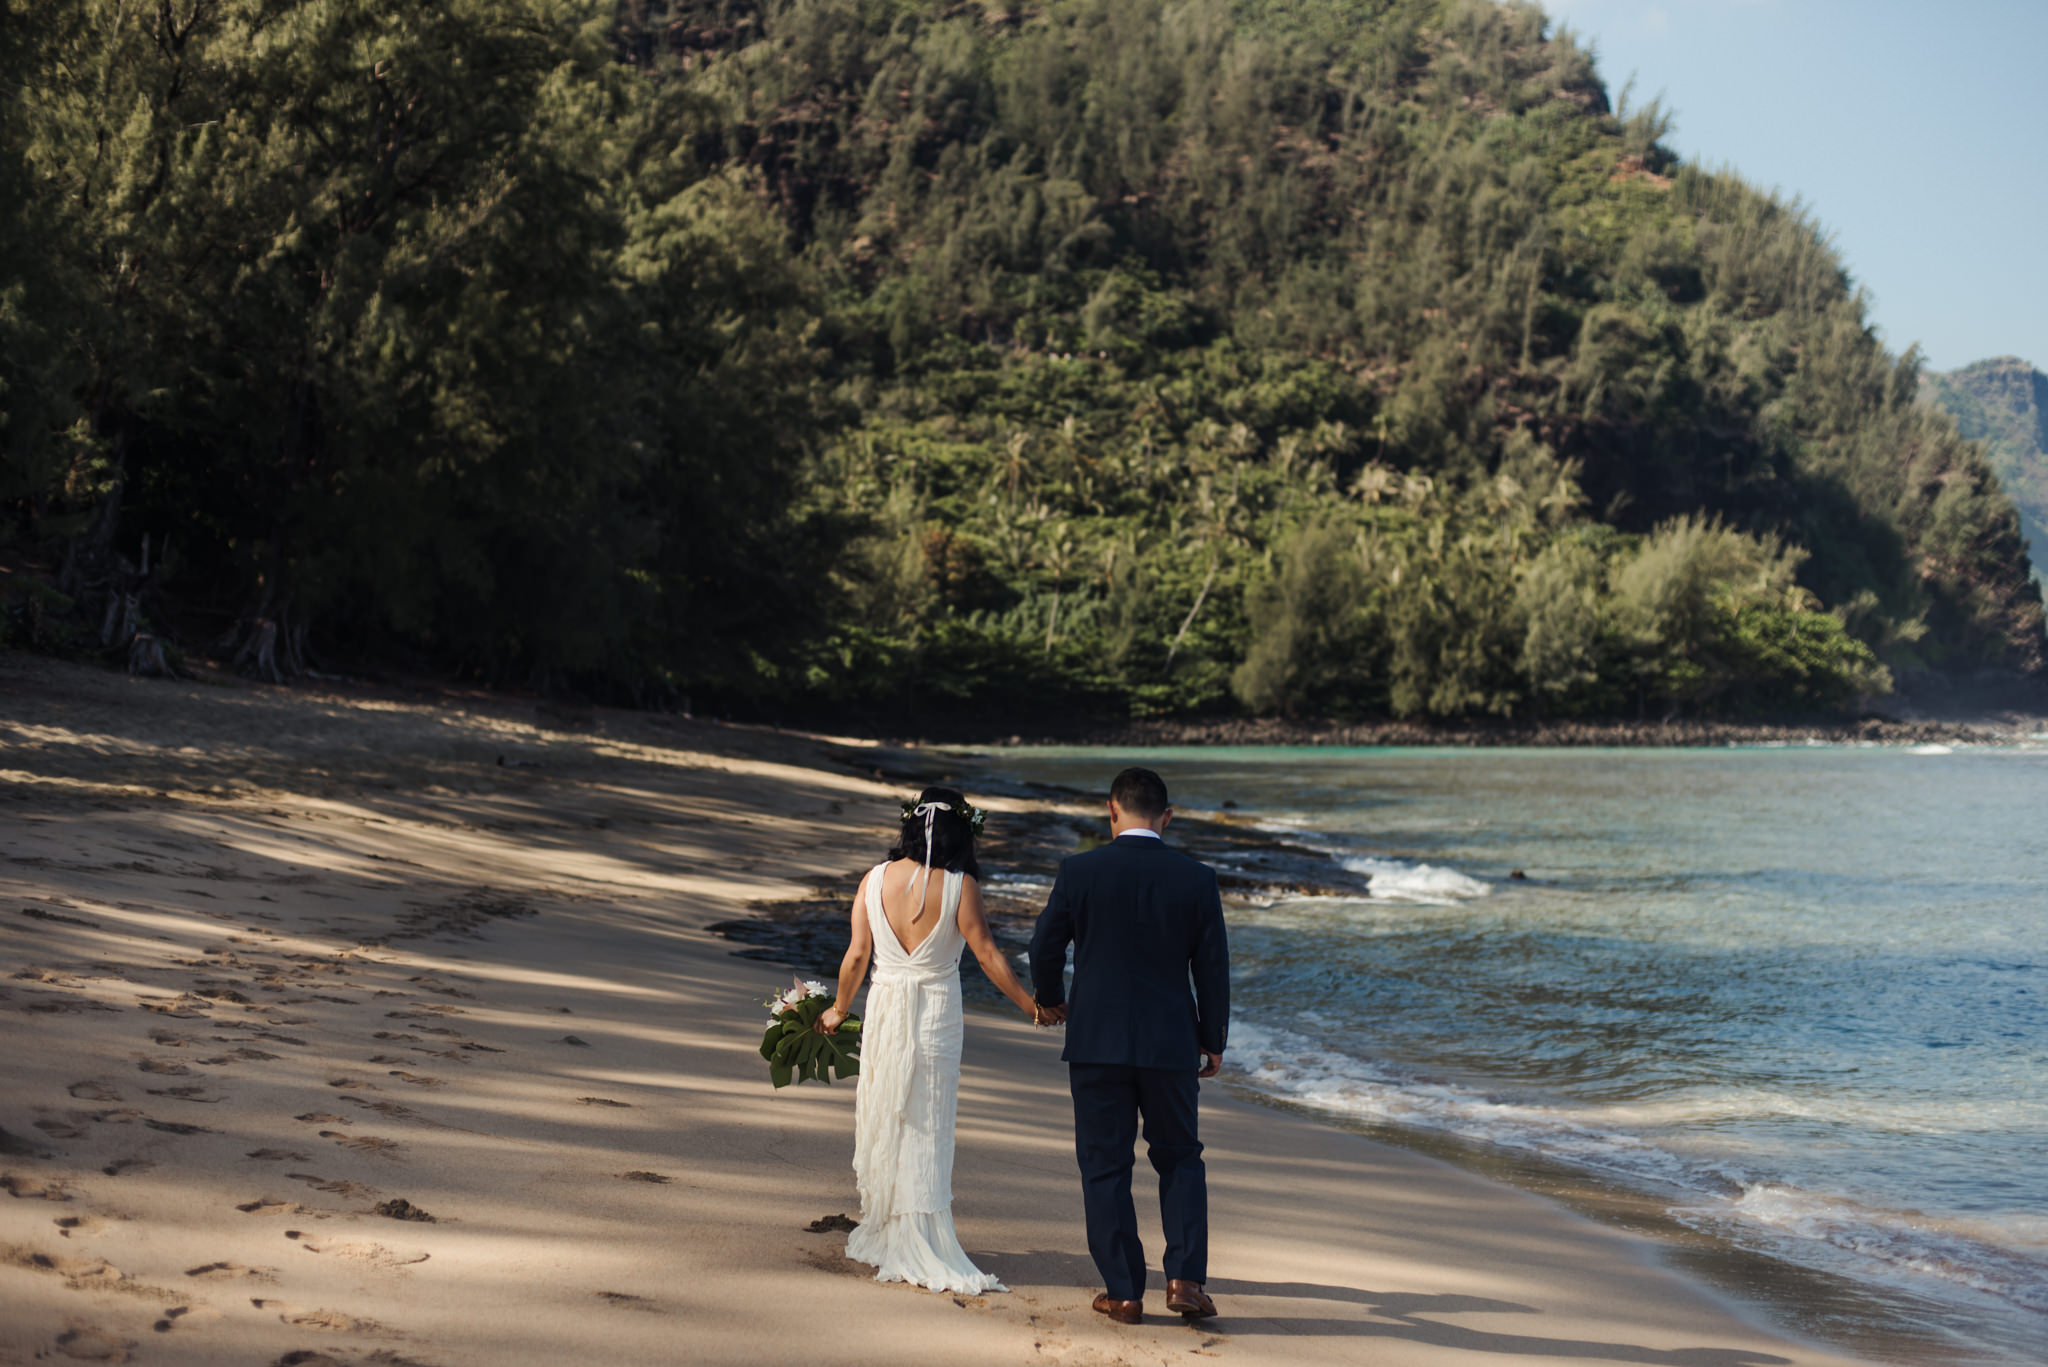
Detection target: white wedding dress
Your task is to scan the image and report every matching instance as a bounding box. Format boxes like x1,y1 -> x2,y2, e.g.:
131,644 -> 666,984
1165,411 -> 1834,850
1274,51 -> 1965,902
845,864 -> 1006,1294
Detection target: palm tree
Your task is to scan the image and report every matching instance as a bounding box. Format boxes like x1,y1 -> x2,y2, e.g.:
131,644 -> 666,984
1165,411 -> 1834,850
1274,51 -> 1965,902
1038,519 -> 1081,655
1165,466 -> 1250,670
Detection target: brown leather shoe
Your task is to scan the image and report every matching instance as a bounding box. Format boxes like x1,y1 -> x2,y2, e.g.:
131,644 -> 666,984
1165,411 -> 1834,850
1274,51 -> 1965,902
1165,1279 -> 1217,1319
1092,1291 -> 1143,1325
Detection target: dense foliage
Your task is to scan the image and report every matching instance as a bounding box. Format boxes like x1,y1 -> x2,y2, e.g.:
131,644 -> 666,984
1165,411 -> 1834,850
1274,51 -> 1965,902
3,0 -> 2041,721
1923,358 -> 2047,589
0,0 -> 821,697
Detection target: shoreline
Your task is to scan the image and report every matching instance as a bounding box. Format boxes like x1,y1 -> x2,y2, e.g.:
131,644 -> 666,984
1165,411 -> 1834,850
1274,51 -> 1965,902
884,711 -> 2048,750
1223,1087 -> 2011,1367
2,654 -> 1886,1366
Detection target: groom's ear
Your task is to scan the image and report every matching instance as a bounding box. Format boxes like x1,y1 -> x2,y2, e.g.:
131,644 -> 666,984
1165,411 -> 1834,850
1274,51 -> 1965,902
1158,806 -> 1174,832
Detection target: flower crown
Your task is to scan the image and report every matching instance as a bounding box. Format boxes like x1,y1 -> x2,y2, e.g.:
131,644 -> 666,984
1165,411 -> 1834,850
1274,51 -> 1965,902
901,797 -> 987,837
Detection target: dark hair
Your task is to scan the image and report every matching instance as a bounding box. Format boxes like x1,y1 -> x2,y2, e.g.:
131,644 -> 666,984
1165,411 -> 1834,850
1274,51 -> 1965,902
1110,766 -> 1169,819
887,785 -> 982,880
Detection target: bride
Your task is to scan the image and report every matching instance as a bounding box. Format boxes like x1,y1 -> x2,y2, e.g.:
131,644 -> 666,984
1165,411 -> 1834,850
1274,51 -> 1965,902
816,786 -> 1058,1294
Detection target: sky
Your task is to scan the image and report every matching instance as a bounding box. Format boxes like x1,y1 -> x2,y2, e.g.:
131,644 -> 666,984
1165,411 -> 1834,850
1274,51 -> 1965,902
1541,0 -> 2048,373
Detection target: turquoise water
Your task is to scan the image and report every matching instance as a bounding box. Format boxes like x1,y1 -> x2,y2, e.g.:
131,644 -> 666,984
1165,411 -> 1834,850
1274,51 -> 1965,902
964,743 -> 2048,1364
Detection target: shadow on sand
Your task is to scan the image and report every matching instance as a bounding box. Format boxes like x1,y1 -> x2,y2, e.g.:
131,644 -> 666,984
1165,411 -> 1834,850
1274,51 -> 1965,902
982,1250 -> 1792,1367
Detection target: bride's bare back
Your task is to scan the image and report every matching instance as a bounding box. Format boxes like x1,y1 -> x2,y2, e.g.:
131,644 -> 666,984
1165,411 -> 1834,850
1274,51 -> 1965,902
874,857 -> 958,953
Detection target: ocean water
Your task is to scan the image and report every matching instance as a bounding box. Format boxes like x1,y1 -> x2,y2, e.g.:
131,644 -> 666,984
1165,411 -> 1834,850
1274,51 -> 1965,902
964,744 -> 2048,1364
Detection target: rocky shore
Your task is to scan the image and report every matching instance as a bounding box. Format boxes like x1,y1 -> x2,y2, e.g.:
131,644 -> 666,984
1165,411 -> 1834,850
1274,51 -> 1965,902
954,711 -> 2045,750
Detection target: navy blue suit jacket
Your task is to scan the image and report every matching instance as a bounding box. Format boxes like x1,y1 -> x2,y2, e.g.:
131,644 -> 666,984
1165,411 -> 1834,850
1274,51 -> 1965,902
1028,833 -> 1229,1071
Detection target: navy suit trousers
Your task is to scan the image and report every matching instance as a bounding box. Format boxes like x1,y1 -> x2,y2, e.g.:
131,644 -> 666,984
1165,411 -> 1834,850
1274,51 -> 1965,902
1068,1062 -> 1207,1300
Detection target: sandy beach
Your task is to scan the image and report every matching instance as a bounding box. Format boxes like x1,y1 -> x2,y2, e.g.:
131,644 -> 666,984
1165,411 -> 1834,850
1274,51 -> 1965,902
0,654 -> 1877,1367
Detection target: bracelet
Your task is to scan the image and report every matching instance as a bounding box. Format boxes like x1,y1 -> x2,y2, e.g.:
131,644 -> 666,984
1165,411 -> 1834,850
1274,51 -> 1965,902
1031,1003 -> 1043,1027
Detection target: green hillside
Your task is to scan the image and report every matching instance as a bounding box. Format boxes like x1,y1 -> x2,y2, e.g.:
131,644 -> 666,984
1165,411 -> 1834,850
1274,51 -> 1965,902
3,0 -> 2042,723
1922,357 -> 2048,589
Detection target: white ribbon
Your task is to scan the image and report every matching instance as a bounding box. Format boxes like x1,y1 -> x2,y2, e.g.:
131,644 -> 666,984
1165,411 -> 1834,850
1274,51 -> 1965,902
910,800 -> 951,912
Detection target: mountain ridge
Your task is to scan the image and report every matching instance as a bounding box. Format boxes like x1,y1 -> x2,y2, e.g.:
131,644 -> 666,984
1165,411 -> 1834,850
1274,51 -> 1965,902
1922,356 -> 2048,588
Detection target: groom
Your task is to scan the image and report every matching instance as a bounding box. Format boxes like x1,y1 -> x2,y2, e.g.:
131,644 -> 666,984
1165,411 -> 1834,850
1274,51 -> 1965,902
1029,766 -> 1229,1326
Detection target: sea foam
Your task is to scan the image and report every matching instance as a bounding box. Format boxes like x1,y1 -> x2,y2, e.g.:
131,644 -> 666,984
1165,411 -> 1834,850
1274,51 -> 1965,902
1228,1020 -> 2048,1336
1337,855 -> 1490,903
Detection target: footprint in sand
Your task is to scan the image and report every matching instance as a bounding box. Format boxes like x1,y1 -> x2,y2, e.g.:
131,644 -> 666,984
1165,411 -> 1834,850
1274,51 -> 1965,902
289,1173 -> 379,1198
284,1229 -> 429,1268
2,1172 -> 76,1200
21,994 -> 122,1016
151,1304 -> 223,1334
386,1005 -> 465,1022
320,1132 -> 401,1156
146,1085 -> 225,1103
101,1158 -> 155,1177
236,1198 -> 307,1216
617,1171 -> 671,1184
142,1117 -> 211,1135
344,1098 -> 453,1130
250,1298 -> 387,1333
52,1323 -> 137,1361
4,1244 -> 133,1291
34,1115 -> 89,1139
21,996 -> 124,1016
137,1058 -> 194,1076
186,1259 -> 278,1282
577,1097 -> 631,1108
386,1072 -> 442,1087
20,906 -> 100,929
12,966 -> 87,988
69,1081 -> 124,1102
246,1149 -> 310,1162
139,995 -> 211,1018
295,1113 -> 350,1125
595,1291 -> 659,1311
54,1215 -> 106,1239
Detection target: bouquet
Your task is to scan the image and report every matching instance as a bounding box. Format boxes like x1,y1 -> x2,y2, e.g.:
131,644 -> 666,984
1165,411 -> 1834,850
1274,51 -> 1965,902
759,978 -> 861,1088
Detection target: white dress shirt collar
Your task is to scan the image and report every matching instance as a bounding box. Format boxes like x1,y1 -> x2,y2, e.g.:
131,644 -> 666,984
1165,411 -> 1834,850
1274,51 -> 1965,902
1115,827 -> 1163,840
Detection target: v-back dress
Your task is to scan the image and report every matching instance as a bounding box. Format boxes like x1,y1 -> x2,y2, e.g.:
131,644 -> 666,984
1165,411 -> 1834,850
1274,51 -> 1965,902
845,864 -> 1006,1294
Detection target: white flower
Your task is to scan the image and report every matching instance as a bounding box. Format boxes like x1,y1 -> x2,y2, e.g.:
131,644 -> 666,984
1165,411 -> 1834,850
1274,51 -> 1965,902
802,980 -> 829,997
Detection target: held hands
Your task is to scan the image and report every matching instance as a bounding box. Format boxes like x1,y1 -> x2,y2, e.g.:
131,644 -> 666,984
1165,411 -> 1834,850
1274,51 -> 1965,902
1028,1000 -> 1068,1028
